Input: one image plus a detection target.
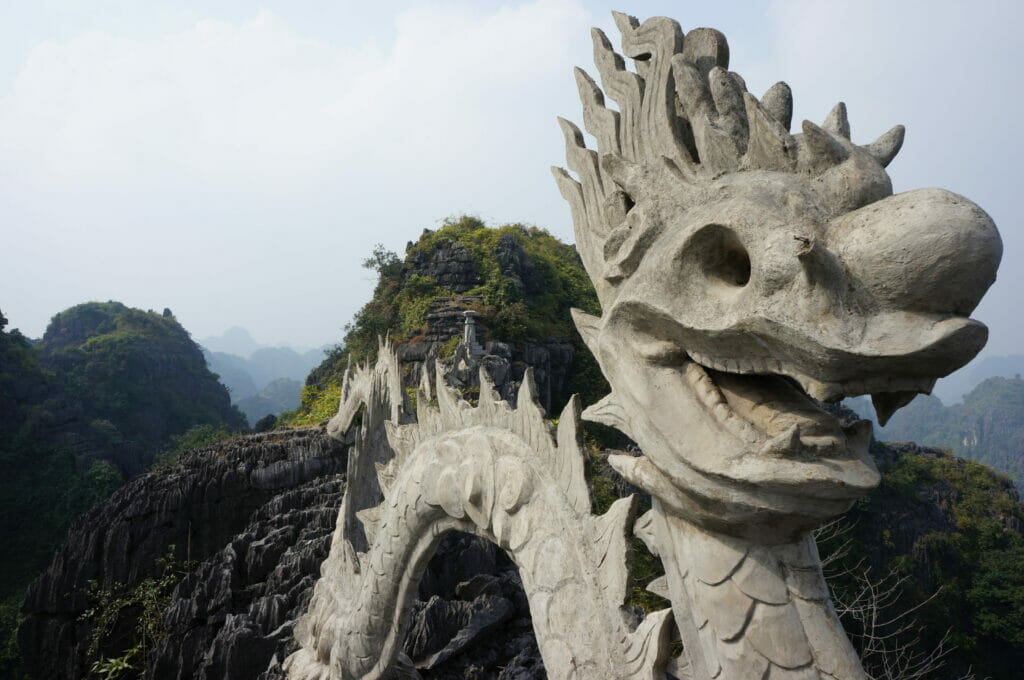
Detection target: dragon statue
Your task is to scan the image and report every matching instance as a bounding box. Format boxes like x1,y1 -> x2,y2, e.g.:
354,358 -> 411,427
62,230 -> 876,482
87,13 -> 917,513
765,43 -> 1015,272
285,12 -> 1001,680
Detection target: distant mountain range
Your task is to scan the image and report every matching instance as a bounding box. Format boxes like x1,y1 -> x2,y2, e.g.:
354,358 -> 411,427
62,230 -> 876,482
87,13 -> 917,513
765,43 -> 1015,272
933,354 -> 1024,404
846,375 -> 1024,490
199,327 -> 331,425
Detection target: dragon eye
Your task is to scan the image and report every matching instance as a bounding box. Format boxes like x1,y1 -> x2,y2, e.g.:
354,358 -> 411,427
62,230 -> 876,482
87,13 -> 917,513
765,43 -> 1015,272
683,224 -> 751,288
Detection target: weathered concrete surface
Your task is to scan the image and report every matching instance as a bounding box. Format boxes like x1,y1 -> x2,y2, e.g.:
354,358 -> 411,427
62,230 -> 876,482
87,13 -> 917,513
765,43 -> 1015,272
554,10 -> 1001,680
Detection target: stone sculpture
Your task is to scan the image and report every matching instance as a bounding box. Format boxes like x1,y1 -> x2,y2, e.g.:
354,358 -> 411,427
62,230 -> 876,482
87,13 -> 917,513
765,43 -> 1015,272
285,12 -> 1001,680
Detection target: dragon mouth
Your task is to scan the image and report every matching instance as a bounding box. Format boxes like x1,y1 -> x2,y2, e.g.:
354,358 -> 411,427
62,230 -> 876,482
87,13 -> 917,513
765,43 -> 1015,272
682,355 -> 881,460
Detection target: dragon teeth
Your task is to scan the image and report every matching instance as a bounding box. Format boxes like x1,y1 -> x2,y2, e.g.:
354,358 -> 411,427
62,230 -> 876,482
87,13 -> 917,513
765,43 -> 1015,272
759,424 -> 802,457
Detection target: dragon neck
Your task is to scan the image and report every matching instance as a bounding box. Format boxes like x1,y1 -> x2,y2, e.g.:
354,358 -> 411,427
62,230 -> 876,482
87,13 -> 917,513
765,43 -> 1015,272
645,506 -> 868,680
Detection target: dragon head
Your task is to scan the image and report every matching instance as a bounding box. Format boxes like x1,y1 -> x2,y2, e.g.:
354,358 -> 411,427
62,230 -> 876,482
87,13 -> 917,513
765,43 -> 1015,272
554,14 -> 1001,539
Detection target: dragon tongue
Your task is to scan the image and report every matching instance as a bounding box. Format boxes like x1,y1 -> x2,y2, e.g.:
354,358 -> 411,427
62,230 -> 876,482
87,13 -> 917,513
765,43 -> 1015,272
871,391 -> 918,426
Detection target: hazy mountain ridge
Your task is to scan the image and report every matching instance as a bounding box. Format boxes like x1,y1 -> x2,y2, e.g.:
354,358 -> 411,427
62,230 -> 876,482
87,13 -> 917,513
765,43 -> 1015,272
885,377 -> 1024,490
200,330 -> 328,425
933,354 -> 1024,404
847,377 -> 1024,491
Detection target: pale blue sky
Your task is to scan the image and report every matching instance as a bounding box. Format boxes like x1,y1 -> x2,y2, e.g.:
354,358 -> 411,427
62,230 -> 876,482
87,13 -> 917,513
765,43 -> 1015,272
1,1 -> 1020,372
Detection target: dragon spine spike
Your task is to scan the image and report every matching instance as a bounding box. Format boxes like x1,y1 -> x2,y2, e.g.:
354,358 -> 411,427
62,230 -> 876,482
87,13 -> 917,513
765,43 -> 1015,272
592,494 -> 640,605
633,509 -> 661,557
477,365 -> 503,406
355,505 -> 381,543
570,307 -> 602,353
623,608 -> 677,679
582,393 -> 630,434
554,394 -> 591,515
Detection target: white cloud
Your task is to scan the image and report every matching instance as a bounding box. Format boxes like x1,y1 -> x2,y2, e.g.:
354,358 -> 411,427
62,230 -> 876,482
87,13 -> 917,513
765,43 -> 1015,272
0,1 -> 592,344
0,2 -> 590,192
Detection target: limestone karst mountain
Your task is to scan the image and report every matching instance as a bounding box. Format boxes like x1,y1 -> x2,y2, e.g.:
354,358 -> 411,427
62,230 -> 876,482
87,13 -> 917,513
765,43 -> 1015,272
883,377 -> 1024,490
287,216 -> 605,428
0,302 -> 247,674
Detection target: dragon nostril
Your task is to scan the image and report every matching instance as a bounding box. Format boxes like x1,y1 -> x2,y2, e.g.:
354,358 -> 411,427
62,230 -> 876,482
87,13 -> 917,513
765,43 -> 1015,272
682,224 -> 752,289
715,245 -> 751,286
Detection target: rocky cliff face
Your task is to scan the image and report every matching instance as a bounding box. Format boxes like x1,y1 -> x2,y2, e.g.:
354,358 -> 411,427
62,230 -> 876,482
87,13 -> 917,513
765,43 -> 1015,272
19,427 -> 544,680
19,428 -> 344,679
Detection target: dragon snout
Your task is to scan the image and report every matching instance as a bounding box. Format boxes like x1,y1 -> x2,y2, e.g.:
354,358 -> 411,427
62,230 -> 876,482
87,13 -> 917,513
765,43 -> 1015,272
828,188 -> 1002,317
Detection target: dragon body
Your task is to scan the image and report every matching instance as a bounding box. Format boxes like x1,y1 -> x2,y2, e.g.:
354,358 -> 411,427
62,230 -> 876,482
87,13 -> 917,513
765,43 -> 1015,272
287,11 -> 1001,680
285,346 -> 670,679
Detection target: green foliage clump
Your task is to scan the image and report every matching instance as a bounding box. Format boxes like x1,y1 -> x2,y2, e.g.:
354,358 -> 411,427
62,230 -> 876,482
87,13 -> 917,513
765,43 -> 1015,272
404,216 -> 599,341
80,547 -> 195,679
298,216 -> 606,424
278,383 -> 342,427
438,335 -> 461,359
152,424 -> 232,470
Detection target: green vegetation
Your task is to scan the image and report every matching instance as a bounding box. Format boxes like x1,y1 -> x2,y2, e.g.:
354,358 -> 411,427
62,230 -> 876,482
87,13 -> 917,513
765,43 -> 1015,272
0,303 -> 243,677
152,424 -> 233,470
80,547 -> 194,679
287,216 -> 605,425
823,447 -> 1024,678
278,382 -> 342,427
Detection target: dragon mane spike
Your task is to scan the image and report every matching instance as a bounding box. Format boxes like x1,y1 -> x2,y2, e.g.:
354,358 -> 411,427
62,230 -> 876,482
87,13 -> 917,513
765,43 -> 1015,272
707,66 -> 748,148
799,120 -> 848,172
591,27 -> 644,159
682,27 -> 730,76
761,81 -> 793,132
574,68 -> 620,154
823,102 -> 851,139
863,124 -> 905,168
742,91 -> 796,171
